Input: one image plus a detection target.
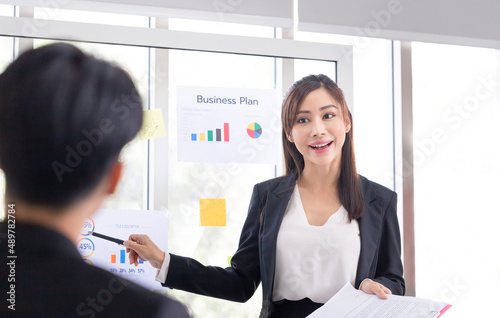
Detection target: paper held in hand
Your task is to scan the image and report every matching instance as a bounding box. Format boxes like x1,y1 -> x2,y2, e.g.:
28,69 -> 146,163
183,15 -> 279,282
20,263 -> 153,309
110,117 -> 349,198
307,282 -> 451,318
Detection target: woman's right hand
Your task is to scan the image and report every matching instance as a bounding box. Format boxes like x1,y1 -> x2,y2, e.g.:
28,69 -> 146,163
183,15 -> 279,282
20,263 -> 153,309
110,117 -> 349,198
359,279 -> 392,299
124,234 -> 166,269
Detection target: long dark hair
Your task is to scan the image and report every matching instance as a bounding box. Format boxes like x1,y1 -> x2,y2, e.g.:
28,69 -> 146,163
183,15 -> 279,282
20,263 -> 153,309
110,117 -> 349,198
282,74 -> 364,221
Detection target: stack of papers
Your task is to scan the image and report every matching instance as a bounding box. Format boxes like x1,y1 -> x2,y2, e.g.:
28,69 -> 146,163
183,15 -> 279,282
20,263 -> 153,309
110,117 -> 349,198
307,283 -> 451,318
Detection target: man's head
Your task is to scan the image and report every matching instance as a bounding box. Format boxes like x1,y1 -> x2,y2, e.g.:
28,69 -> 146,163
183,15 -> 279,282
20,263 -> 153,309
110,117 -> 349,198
0,43 -> 143,211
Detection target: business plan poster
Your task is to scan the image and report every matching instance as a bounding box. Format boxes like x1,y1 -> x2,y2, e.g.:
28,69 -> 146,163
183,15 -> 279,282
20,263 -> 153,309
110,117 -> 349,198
177,86 -> 281,164
76,209 -> 168,290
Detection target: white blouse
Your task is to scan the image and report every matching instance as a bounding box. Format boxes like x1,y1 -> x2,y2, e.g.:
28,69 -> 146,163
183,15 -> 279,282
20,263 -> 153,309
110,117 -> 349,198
272,185 -> 361,304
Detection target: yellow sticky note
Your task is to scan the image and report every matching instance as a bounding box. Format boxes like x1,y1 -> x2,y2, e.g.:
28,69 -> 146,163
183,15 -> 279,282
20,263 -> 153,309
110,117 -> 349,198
228,256 -> 232,267
139,109 -> 167,140
200,199 -> 226,226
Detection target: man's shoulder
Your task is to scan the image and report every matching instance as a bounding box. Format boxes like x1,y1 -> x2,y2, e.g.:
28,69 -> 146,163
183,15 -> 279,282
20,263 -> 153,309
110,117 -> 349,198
78,264 -> 190,317
0,243 -> 190,318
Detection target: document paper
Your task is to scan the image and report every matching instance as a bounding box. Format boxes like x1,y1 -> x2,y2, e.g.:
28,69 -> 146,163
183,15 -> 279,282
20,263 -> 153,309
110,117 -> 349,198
177,86 -> 281,164
77,209 -> 168,291
307,283 -> 451,318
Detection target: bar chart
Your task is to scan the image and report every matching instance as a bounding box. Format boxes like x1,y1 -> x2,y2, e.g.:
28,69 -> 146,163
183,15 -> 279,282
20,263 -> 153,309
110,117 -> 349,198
111,249 -> 143,264
177,86 -> 280,164
191,123 -> 230,142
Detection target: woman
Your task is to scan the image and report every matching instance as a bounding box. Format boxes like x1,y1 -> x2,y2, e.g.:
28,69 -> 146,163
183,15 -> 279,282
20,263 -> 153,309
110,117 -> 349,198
124,74 -> 405,318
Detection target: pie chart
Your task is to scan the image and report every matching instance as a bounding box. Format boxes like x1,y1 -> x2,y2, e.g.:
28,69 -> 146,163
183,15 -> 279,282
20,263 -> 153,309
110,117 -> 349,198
247,122 -> 262,139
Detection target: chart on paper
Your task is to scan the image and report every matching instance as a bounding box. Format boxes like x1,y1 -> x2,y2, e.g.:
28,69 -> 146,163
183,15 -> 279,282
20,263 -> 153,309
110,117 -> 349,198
77,209 -> 168,290
177,86 -> 280,164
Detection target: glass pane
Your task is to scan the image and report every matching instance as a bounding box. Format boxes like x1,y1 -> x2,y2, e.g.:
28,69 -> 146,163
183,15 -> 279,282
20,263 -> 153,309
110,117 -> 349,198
351,39 -> 394,189
294,59 -> 336,83
0,36 -> 13,88
413,42 -> 500,317
0,4 -> 14,17
169,18 -> 275,37
33,39 -> 150,211
163,48 -> 279,318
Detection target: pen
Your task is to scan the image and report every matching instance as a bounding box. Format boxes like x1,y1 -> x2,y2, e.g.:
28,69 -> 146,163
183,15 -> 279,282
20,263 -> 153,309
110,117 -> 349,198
88,231 -> 125,245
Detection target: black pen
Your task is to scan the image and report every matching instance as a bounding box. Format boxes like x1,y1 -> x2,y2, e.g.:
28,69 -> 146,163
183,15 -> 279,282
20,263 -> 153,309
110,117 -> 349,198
88,231 -> 125,245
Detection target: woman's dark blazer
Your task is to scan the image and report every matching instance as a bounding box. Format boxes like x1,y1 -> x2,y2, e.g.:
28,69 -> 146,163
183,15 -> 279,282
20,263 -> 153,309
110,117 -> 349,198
164,172 -> 405,318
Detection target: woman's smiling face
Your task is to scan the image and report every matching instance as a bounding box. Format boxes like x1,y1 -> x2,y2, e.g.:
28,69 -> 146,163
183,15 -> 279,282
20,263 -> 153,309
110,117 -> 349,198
289,87 -> 350,169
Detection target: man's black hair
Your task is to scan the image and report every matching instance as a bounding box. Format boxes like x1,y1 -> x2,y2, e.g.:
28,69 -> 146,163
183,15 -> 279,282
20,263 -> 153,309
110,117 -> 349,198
0,43 -> 143,209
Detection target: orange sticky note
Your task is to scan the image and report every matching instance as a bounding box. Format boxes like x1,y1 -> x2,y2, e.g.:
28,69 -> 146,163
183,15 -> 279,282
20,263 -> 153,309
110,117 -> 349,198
200,199 -> 226,226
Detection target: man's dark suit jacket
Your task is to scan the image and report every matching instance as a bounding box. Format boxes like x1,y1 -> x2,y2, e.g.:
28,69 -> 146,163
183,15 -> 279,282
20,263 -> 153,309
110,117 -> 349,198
0,222 -> 190,318
165,173 -> 405,318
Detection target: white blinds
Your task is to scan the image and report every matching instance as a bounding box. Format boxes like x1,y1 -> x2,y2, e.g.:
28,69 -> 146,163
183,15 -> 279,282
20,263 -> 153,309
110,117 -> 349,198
9,0 -> 292,27
298,0 -> 500,49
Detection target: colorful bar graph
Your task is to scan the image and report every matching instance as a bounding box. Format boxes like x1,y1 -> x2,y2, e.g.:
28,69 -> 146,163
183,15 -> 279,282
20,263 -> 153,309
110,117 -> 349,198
111,250 -> 140,265
224,123 -> 229,142
191,123 -> 229,142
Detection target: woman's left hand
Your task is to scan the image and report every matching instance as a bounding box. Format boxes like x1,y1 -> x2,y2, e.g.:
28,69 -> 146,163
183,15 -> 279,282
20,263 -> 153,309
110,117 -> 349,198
359,279 -> 392,299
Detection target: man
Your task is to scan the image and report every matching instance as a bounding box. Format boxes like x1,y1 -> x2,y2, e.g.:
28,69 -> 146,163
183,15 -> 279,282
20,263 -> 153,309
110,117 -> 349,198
0,43 -> 190,317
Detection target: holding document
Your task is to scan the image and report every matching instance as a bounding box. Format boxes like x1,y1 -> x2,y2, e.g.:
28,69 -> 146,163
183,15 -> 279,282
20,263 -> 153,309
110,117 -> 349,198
308,283 -> 451,318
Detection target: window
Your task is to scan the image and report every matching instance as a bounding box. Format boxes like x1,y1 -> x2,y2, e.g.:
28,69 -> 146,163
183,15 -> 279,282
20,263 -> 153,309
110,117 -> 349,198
163,49 -> 278,317
412,42 -> 500,316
